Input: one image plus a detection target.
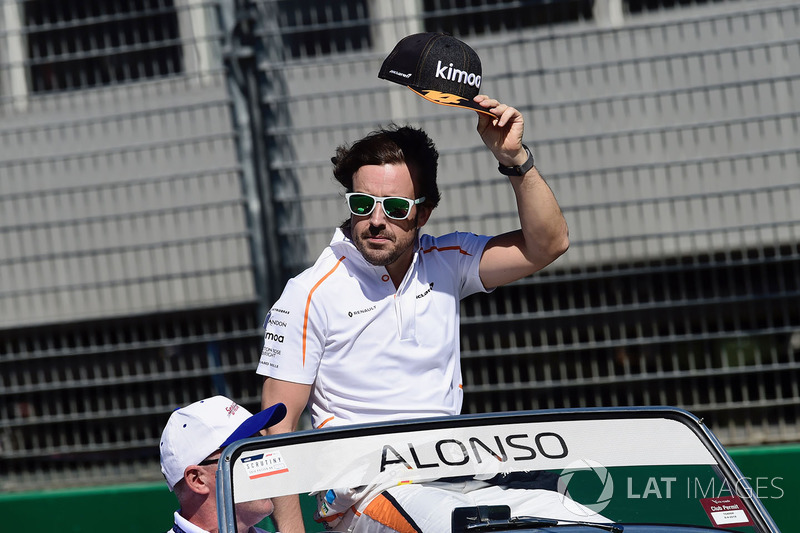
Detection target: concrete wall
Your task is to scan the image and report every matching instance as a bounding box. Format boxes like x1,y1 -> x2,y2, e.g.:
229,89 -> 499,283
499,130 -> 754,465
0,1 -> 254,328
2,0 -> 797,326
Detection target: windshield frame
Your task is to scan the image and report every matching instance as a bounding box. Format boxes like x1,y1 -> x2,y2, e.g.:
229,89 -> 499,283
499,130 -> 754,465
215,406 -> 780,533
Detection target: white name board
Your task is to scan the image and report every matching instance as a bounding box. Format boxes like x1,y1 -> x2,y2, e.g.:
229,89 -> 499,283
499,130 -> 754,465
231,417 -> 716,503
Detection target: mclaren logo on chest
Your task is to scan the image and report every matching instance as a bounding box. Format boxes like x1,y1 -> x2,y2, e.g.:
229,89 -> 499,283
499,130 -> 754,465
416,282 -> 434,299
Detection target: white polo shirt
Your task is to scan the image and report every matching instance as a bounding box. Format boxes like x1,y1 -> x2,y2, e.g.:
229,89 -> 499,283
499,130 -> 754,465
169,511 -> 270,533
256,227 -> 492,428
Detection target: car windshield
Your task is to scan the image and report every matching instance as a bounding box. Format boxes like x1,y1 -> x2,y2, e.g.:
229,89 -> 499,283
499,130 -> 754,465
215,407 -> 779,533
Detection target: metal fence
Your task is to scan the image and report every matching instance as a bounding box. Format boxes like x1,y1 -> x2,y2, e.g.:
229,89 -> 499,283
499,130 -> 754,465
0,0 -> 264,490
1,0 -> 798,491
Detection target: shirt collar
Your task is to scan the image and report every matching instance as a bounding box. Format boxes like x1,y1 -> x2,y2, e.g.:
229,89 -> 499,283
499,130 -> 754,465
173,511 -> 210,533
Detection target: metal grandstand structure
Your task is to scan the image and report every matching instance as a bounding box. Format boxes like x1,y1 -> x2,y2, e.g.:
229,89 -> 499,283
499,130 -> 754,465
0,0 -> 798,491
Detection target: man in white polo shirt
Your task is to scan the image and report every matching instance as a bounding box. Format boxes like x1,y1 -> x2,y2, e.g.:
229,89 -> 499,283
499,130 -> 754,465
256,89 -> 570,532
256,26 -> 572,533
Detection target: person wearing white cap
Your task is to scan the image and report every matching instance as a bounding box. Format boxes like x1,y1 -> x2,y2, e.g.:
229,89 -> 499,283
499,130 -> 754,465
159,395 -> 287,533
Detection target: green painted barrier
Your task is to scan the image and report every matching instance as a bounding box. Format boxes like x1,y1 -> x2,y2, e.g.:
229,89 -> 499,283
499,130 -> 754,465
725,444 -> 799,531
0,482 -> 175,532
1,445 -> 795,532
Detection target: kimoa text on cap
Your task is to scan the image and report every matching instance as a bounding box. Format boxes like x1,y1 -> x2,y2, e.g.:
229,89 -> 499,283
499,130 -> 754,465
435,61 -> 481,88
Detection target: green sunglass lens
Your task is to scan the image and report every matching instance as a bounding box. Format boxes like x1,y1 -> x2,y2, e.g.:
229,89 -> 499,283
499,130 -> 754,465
383,198 -> 411,219
349,195 -> 374,215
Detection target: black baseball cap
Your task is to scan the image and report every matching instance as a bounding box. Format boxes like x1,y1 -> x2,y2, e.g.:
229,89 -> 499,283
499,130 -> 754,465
378,32 -> 493,117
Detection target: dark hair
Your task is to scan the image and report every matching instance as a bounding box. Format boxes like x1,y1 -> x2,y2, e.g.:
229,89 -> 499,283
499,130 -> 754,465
332,124 -> 441,209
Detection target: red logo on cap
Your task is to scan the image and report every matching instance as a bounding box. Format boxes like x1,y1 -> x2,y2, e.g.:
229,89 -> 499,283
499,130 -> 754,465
226,402 -> 239,417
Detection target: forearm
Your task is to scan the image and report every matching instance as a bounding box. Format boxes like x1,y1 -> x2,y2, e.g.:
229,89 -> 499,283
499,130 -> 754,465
473,95 -> 569,270
261,377 -> 312,532
270,494 -> 306,533
479,162 -> 569,289
508,164 -> 569,265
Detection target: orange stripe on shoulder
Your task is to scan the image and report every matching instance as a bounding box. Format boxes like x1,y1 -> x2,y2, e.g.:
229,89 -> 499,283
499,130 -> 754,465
303,255 -> 346,367
422,244 -> 472,256
362,493 -> 421,533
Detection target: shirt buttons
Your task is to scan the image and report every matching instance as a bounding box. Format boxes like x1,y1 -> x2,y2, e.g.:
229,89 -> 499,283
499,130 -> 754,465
381,274 -> 390,282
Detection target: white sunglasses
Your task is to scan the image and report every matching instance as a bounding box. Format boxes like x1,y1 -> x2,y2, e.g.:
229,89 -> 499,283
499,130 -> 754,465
345,193 -> 426,220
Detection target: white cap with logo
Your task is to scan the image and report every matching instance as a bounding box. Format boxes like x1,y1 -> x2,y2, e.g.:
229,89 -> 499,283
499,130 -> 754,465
159,395 -> 287,490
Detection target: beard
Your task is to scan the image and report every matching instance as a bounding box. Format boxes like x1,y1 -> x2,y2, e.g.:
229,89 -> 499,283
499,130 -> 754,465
350,216 -> 418,267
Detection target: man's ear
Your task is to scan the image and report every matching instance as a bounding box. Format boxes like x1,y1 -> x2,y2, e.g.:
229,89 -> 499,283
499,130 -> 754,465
416,205 -> 433,228
183,465 -> 214,495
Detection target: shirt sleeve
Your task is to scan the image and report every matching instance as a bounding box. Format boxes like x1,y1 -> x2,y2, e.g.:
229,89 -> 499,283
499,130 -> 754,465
255,277 -> 324,384
456,231 -> 493,298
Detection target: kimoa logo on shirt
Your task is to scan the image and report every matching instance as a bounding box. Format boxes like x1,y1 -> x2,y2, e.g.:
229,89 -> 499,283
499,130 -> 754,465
435,60 -> 481,88
265,332 -> 284,343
